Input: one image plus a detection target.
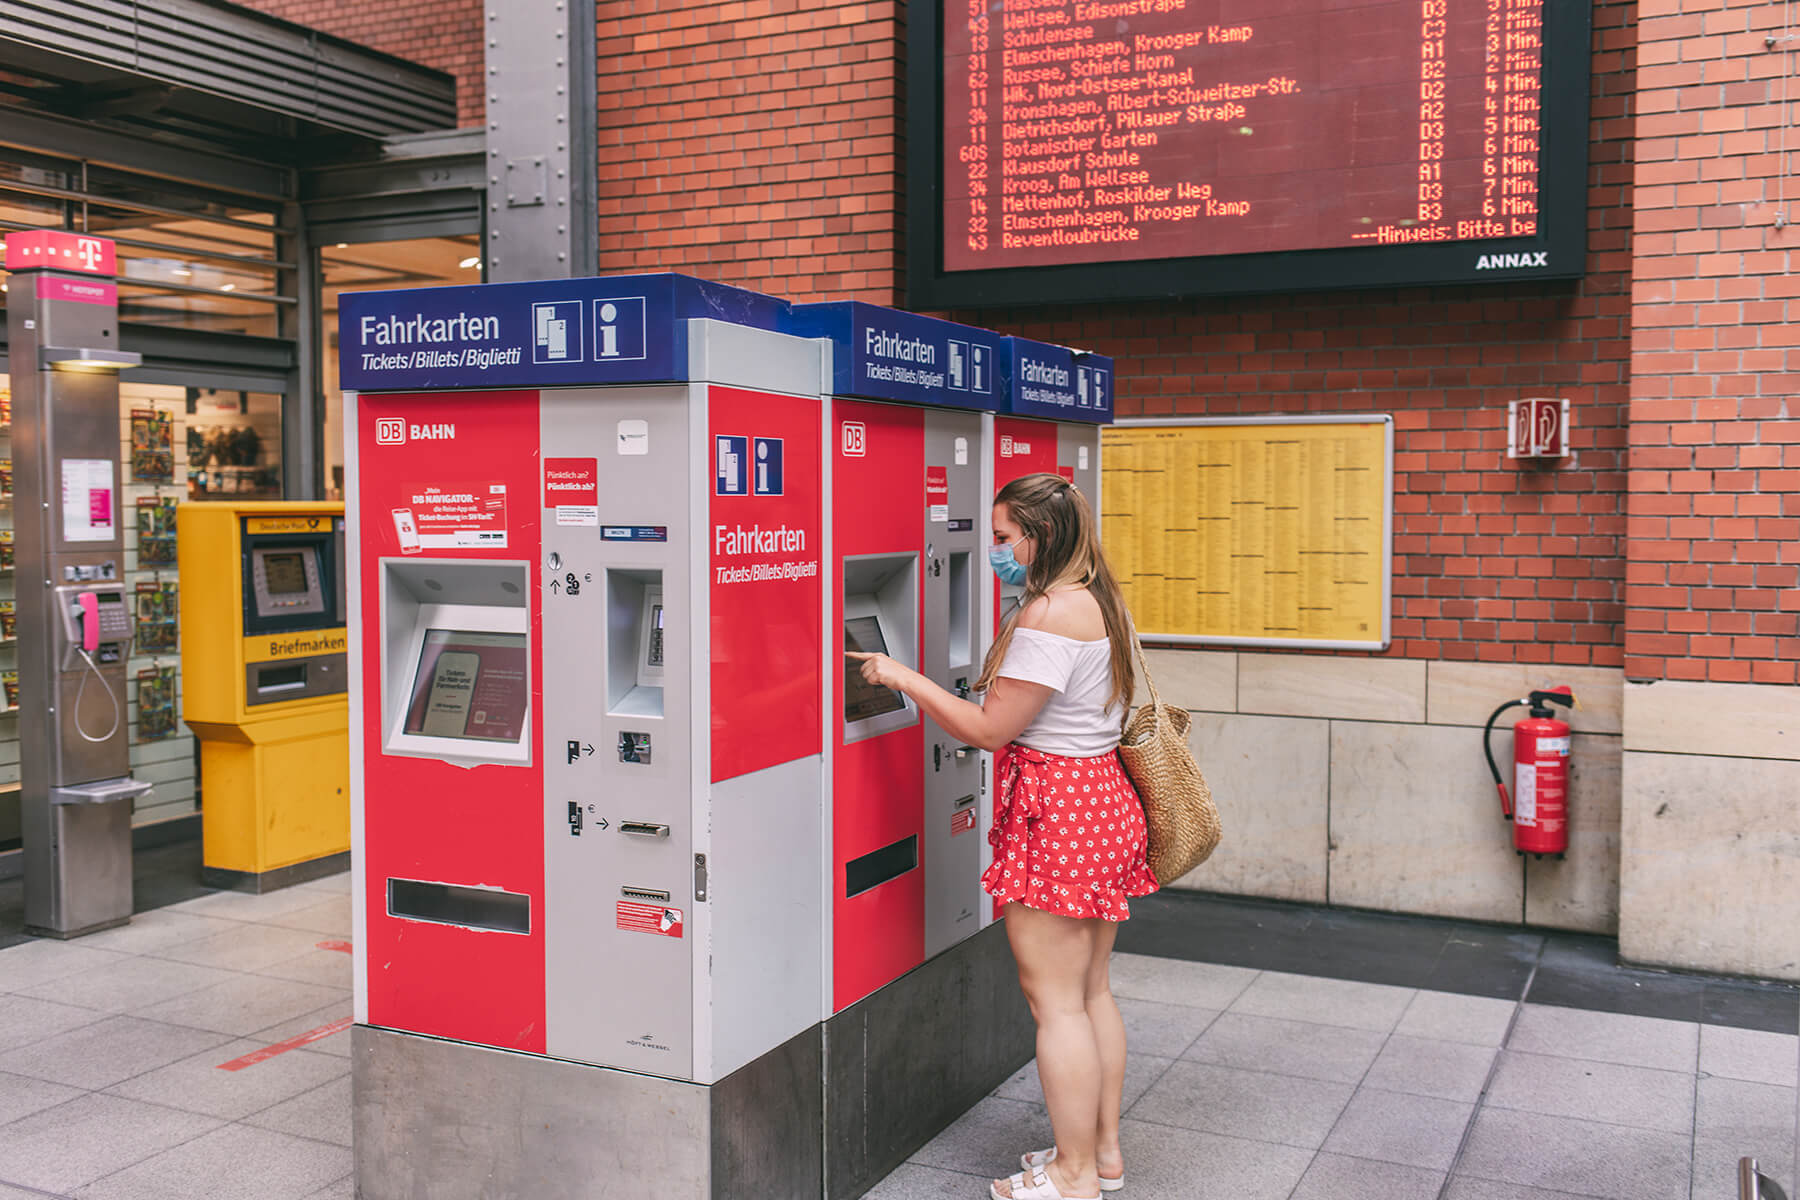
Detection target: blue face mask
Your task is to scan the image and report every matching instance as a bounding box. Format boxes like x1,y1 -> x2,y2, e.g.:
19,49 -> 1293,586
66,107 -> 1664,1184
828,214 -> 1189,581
989,542 -> 1027,587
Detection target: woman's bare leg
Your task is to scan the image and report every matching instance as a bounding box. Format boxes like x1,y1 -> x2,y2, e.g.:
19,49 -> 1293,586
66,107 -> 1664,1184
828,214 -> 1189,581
996,903 -> 1102,1199
1083,919 -> 1126,1181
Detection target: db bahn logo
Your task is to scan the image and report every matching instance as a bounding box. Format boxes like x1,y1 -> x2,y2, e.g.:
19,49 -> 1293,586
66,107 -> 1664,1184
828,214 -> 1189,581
841,422 -> 866,457
375,418 -> 406,445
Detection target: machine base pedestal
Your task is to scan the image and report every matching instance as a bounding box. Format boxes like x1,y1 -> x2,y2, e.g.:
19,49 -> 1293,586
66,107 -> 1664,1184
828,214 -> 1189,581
353,923 -> 1033,1199
201,850 -> 350,895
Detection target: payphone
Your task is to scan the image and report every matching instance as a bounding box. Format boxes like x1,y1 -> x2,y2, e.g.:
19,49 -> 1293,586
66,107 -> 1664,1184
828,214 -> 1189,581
5,229 -> 150,938
180,503 -> 348,890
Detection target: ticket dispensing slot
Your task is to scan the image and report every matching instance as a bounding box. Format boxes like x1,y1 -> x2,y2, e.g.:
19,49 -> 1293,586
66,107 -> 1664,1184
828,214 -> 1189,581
380,559 -> 531,767
842,553 -> 919,744
947,550 -> 974,672
606,569 -> 664,718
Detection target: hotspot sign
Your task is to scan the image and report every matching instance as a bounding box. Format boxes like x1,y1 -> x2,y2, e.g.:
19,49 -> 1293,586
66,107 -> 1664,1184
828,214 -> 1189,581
788,301 -> 1001,412
338,274 -> 787,393
996,337 -> 1114,424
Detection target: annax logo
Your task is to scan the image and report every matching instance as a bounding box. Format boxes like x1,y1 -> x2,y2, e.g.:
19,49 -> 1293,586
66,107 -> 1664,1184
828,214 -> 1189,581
1475,252 -> 1549,270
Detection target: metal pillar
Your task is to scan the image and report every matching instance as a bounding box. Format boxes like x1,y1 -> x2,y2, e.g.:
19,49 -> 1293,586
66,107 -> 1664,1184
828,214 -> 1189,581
5,230 -> 152,937
484,0 -> 599,282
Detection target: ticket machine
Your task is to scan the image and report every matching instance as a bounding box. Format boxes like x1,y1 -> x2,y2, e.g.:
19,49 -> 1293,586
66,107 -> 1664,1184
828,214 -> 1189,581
344,275 -> 834,1198
991,336 -> 1114,620
179,502 -> 348,891
788,302 -> 1005,1010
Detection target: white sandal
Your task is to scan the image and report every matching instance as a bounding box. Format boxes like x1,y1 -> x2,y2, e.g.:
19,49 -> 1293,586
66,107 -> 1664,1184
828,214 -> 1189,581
990,1165 -> 1100,1200
1020,1148 -> 1123,1192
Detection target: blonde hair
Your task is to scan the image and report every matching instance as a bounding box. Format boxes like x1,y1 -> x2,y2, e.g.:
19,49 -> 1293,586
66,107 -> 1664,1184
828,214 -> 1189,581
974,473 -> 1135,710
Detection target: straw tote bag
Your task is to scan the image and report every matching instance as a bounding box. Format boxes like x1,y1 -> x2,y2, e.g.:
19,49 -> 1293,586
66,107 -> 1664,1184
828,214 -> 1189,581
1117,640 -> 1222,884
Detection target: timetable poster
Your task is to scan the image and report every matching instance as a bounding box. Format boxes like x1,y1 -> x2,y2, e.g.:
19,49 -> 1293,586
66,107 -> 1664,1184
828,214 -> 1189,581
945,0 -> 1546,270
1102,420 -> 1391,647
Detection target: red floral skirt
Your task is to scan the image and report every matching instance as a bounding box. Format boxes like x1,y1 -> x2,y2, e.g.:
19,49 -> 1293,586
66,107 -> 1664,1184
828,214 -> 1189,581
981,744 -> 1159,921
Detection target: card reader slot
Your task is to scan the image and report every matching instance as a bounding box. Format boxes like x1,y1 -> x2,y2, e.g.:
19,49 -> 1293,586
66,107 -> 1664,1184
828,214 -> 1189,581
955,793 -> 977,808
845,834 -> 919,898
387,878 -> 530,934
621,886 -> 672,903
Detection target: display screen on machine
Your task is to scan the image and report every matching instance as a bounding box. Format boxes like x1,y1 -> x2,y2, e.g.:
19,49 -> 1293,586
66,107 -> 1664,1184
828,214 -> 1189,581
843,616 -> 906,723
403,629 -> 530,743
262,552 -> 309,596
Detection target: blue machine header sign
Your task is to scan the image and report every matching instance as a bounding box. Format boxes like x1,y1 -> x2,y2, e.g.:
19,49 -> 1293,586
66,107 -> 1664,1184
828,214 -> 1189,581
996,337 -> 1114,425
788,301 -> 1001,413
338,274 -> 787,392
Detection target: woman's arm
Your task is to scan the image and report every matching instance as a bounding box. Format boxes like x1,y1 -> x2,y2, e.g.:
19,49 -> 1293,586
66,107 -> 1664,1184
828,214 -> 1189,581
845,654 -> 1051,753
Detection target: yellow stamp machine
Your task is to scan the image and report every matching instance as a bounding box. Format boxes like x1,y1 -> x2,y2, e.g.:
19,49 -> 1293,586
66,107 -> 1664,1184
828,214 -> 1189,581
179,502 -> 348,891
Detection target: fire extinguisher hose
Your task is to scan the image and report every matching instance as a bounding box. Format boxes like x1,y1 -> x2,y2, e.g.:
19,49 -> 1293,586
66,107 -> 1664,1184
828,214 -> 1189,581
1482,699 -> 1526,821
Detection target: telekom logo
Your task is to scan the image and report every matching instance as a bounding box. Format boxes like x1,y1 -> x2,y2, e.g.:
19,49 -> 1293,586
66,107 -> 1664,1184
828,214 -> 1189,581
75,238 -> 105,271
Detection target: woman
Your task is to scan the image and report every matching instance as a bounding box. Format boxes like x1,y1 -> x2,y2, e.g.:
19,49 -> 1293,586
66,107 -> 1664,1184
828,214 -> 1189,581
849,472 -> 1156,1200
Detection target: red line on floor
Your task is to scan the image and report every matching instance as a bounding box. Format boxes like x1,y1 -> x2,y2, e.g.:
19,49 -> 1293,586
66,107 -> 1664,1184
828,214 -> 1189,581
316,940 -> 352,954
217,1018 -> 352,1072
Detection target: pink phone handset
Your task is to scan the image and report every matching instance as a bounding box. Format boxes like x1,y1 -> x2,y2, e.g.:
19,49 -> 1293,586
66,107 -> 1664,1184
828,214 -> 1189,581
76,591 -> 99,653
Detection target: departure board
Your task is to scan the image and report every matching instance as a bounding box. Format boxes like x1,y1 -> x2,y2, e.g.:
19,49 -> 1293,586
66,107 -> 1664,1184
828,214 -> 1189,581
908,0 -> 1590,306
1101,418 -> 1392,648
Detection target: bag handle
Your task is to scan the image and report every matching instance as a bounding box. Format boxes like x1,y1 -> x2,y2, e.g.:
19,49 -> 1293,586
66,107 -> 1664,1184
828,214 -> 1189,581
1127,629 -> 1163,736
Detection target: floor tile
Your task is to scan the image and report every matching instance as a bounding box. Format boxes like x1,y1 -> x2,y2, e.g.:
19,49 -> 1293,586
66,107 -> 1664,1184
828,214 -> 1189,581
1288,1151 -> 1445,1200
1182,1011 -> 1387,1084
995,1053 -> 1174,1114
0,1067 -> 85,1125
133,974 -> 346,1038
863,1162 -> 988,1199
255,948 -> 353,990
15,955 -> 241,1015
304,1176 -> 355,1200
0,940 -> 128,994
0,1184 -> 78,1200
1108,953 -> 1258,1010
71,1122 -> 350,1200
1484,1050 -> 1694,1134
0,993 -> 109,1054
1361,1035 -> 1498,1103
0,1093 -> 221,1193
1128,1060 -> 1353,1149
1112,997 -> 1219,1059
1692,1136 -> 1792,1200
1443,1179 -> 1605,1199
908,1095 -> 1051,1176
1396,990 -> 1519,1046
72,910 -> 240,956
150,925 -> 326,973
262,897 -> 352,937
295,873 -> 351,896
1456,1106 -> 1692,1200
1507,1004 -> 1699,1073
1694,1075 -> 1798,1150
1227,971 -> 1415,1032
0,1016 -> 231,1090
106,1035 -> 348,1121
1700,1023 -> 1800,1087
244,1075 -> 353,1146
1114,1120 -> 1314,1200
1320,1087 -> 1473,1170
166,887 -> 338,924
248,1003 -> 353,1059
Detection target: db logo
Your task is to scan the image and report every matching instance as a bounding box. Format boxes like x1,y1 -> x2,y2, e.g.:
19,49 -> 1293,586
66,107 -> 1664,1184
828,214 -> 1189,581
375,418 -> 406,446
841,422 -> 866,457
1000,435 -> 1014,458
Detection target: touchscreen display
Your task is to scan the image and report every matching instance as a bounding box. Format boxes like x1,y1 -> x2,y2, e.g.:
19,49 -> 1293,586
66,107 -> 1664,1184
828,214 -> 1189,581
404,629 -> 530,743
844,615 -> 906,723
262,551 -> 309,596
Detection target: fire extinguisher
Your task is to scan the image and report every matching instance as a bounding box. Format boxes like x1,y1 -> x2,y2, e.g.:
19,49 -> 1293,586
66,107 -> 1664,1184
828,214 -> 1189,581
1482,687 -> 1576,857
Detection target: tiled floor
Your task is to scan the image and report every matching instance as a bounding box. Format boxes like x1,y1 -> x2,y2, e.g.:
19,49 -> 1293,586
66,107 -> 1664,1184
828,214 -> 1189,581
0,874 -> 352,1200
0,868 -> 1794,1200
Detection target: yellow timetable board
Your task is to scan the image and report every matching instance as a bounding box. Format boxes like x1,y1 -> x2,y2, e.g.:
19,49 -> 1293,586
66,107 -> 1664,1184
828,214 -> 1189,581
1101,417 -> 1393,648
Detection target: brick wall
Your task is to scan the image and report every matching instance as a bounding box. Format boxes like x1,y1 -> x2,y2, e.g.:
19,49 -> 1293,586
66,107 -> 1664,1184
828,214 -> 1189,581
1625,0 -> 1799,684
962,1 -> 1639,666
231,0 -> 484,127
593,0 -> 904,301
